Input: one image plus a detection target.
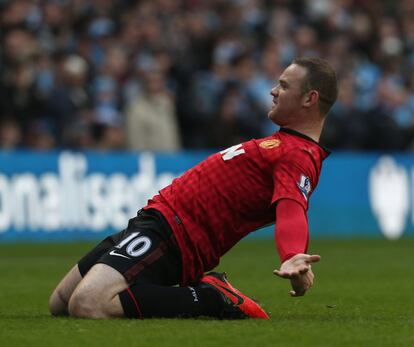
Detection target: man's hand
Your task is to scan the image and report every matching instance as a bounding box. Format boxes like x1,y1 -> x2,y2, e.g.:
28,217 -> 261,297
273,253 -> 321,297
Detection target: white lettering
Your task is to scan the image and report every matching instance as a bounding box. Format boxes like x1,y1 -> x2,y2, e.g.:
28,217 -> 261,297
188,286 -> 199,302
0,151 -> 180,235
0,175 -> 11,231
86,173 -> 107,231
39,174 -> 61,231
369,156 -> 409,240
13,174 -> 41,230
59,152 -> 87,228
107,174 -> 130,230
220,144 -> 245,161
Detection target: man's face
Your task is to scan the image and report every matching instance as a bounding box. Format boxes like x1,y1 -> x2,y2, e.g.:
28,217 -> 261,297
268,64 -> 308,125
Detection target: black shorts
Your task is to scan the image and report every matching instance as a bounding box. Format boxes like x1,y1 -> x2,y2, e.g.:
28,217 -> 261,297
78,209 -> 182,286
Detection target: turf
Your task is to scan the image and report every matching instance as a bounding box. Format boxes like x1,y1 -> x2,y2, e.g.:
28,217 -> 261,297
0,239 -> 413,347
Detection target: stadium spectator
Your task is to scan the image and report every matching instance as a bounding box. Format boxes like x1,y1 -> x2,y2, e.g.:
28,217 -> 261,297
125,68 -> 181,151
45,54 -> 93,147
0,0 -> 413,151
0,118 -> 21,149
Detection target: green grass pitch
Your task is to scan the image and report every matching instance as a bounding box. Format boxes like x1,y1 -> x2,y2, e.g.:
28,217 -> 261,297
1,238 -> 413,347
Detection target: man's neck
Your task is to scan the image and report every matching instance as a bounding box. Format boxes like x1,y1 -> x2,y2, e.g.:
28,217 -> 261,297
282,118 -> 324,143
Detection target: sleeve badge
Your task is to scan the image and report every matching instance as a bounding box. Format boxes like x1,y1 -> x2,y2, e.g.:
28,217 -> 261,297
297,174 -> 312,201
259,139 -> 281,149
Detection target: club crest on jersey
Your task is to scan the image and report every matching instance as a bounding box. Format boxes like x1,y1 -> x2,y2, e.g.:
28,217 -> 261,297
259,139 -> 281,149
297,174 -> 311,201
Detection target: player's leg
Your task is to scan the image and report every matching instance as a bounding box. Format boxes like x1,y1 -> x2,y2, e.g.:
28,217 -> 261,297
67,209 -> 224,319
67,255 -> 268,319
118,280 -> 235,318
118,271 -> 269,319
49,231 -> 125,316
68,263 -> 127,318
66,209 -> 181,318
49,265 -> 82,316
67,262 -> 224,319
67,264 -> 225,319
67,259 -> 225,319
66,209 -> 269,319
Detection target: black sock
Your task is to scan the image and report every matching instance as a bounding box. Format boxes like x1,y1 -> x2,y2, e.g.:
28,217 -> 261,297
119,283 -> 223,318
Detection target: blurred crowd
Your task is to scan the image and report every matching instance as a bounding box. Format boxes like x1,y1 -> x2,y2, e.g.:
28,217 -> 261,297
0,0 -> 414,151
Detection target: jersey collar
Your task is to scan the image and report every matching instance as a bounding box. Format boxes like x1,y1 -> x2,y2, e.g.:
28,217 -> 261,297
279,127 -> 331,155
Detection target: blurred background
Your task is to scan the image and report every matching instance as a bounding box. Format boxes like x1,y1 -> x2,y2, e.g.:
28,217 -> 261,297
1,0 -> 414,151
0,0 -> 414,241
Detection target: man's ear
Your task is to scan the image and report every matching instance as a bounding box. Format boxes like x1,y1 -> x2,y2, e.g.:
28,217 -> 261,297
303,90 -> 319,108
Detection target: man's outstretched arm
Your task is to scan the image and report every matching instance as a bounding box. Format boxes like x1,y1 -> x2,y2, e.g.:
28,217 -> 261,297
273,199 -> 321,296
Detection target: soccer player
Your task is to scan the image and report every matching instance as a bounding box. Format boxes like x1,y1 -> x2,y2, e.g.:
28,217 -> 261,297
49,57 -> 338,319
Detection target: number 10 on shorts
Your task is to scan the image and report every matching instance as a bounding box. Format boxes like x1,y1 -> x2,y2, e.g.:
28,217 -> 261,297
115,232 -> 152,257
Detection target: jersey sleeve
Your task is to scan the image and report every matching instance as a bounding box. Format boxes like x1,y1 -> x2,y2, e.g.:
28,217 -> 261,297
275,198 -> 309,262
271,149 -> 317,210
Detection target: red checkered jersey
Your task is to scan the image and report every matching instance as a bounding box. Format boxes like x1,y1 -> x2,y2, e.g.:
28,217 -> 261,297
145,128 -> 329,285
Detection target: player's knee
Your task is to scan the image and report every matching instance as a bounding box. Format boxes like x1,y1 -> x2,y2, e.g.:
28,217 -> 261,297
68,264 -> 127,318
68,289 -> 102,318
49,289 -> 68,316
68,288 -> 115,319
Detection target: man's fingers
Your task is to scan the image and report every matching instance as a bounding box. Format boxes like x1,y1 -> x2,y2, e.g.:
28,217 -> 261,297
273,269 -> 284,277
273,269 -> 282,277
307,254 -> 321,264
274,254 -> 320,280
274,268 -> 307,278
274,254 -> 319,297
273,269 -> 292,278
290,290 -> 305,297
289,287 -> 306,297
273,269 -> 303,279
